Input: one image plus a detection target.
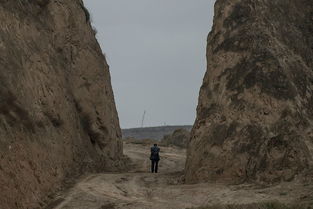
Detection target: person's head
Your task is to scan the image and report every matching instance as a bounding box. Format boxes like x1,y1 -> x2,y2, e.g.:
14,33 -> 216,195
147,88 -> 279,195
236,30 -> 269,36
154,144 -> 157,147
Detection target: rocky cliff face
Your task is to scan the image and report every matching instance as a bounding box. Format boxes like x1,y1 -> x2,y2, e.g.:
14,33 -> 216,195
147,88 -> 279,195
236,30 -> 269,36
0,1 -> 123,208
185,0 -> 313,184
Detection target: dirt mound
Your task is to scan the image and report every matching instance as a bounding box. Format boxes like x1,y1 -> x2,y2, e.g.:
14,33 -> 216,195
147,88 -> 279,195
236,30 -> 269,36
161,129 -> 190,148
185,0 -> 313,184
0,1 -> 123,208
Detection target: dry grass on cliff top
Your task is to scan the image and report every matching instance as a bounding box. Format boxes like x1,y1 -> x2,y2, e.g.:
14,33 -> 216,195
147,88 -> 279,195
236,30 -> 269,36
190,201 -> 312,209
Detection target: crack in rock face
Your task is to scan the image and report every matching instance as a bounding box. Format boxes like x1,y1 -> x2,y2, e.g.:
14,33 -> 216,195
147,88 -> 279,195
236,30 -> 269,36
185,0 -> 313,184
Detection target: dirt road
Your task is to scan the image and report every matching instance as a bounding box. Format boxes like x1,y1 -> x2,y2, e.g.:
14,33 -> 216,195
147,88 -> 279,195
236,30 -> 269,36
49,142 -> 313,209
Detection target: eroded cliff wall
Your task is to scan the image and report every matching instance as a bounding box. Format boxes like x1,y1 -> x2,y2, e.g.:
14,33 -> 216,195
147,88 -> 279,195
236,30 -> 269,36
0,1 -> 123,208
186,0 -> 313,183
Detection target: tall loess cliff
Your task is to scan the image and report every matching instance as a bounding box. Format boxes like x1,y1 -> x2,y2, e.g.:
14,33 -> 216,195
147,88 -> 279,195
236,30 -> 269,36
0,1 -> 123,208
186,0 -> 313,184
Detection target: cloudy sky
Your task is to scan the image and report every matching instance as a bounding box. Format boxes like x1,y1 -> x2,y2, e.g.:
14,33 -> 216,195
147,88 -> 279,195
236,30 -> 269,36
83,0 -> 215,129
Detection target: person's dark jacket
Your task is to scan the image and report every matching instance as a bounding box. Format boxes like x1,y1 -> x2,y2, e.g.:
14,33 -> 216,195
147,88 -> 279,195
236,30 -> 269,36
150,146 -> 160,161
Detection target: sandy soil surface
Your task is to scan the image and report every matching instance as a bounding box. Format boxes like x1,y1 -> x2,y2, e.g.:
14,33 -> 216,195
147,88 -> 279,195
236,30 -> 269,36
47,142 -> 313,209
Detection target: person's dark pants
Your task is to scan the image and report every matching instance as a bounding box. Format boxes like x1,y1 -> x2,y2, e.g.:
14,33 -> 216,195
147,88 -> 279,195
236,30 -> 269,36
151,160 -> 159,173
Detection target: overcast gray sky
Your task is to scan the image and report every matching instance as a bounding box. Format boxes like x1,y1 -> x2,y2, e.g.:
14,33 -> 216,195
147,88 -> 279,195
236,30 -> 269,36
83,0 -> 215,129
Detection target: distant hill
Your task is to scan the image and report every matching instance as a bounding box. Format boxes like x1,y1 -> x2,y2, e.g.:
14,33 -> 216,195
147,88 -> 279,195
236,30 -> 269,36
122,125 -> 193,141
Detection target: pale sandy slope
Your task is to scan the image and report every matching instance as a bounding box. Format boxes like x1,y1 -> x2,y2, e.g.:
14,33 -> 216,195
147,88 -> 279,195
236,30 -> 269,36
49,142 -> 313,209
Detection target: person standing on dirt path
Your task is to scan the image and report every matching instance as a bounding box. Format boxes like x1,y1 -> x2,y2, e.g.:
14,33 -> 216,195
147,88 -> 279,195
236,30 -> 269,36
150,144 -> 160,173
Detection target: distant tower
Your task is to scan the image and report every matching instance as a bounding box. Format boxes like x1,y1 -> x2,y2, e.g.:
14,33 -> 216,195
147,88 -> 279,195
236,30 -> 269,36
141,110 -> 146,128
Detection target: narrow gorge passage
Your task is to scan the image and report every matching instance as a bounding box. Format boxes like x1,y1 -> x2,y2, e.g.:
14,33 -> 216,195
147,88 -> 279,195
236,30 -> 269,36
48,142 -> 312,209
2,1 -> 313,209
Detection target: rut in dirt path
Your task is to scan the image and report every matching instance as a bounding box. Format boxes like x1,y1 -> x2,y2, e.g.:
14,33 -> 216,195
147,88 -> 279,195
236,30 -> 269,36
48,142 -> 313,209
49,143 -> 191,209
